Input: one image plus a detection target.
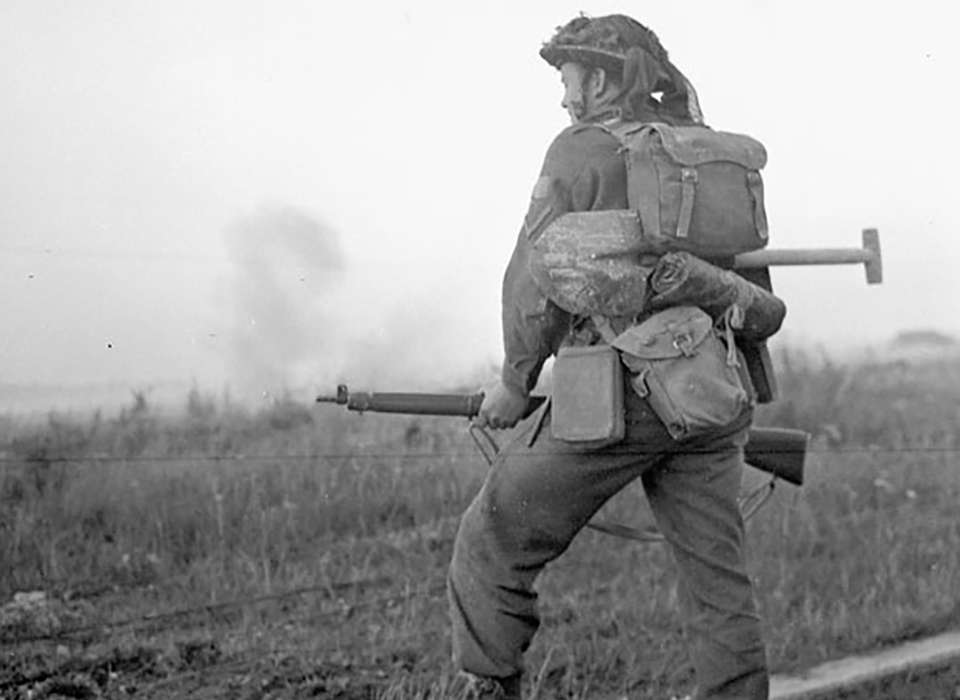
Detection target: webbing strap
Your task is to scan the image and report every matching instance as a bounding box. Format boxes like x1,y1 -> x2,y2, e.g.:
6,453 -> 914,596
747,170 -> 768,241
676,167 -> 698,239
591,315 -> 620,344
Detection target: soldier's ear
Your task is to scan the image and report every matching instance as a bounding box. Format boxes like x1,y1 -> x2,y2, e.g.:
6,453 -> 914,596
588,67 -> 608,98
590,67 -> 620,101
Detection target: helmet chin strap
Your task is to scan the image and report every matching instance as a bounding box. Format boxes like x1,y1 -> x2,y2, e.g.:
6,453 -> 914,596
569,70 -> 622,124
566,97 -> 586,124
575,95 -> 626,124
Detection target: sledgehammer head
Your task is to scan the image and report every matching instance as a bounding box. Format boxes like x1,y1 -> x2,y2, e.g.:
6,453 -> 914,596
863,228 -> 882,284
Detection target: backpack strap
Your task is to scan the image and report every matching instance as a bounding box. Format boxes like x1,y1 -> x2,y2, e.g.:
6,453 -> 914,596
746,171 -> 769,241
587,119 -> 645,147
676,168 -> 698,239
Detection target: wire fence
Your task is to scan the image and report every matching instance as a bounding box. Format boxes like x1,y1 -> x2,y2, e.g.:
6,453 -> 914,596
1,440 -> 958,697
3,482 -> 946,616
1,490 -> 951,651
1,445 -> 958,467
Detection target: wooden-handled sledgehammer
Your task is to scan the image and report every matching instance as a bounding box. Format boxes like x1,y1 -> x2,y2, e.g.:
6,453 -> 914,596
733,228 -> 882,284
540,212 -> 883,284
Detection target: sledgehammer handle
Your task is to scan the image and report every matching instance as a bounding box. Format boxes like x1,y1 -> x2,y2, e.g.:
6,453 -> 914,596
734,228 -> 882,284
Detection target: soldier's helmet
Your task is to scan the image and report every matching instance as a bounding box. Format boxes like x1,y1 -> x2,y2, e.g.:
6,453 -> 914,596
540,14 -> 667,74
540,14 -> 703,125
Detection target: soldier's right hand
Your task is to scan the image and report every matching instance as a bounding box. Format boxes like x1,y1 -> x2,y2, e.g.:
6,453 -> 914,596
473,381 -> 528,430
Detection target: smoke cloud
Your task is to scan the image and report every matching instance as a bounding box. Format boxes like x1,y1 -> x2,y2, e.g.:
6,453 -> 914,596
223,204 -> 499,400
224,205 -> 345,394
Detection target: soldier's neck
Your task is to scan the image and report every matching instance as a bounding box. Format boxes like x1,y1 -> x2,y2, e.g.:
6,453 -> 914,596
575,105 -> 625,127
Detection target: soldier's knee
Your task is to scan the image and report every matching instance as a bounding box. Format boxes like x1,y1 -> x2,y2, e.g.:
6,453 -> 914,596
453,475 -> 567,576
452,497 -> 486,564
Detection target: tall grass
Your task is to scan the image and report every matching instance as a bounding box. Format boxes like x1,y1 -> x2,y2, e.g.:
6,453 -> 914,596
1,393 -> 481,599
2,350 -> 959,698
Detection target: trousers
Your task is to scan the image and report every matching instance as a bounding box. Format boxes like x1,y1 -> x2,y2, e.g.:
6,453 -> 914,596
448,389 -> 769,699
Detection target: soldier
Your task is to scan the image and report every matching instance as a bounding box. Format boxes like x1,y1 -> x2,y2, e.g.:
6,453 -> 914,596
448,15 -> 769,700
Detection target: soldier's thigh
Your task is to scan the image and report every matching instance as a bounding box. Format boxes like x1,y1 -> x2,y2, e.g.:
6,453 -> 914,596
478,410 -> 664,540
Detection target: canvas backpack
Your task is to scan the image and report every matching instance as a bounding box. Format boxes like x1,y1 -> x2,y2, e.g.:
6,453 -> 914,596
610,121 -> 769,258
528,121 -> 771,318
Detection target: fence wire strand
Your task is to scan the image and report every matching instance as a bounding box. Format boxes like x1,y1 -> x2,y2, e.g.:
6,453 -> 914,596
1,444 -> 958,467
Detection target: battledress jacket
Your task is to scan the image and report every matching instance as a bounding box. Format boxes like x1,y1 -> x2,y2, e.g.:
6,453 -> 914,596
501,119 -> 628,395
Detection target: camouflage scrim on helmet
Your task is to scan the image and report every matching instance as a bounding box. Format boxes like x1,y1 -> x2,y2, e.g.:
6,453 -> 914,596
539,14 -> 669,75
539,14 -> 704,125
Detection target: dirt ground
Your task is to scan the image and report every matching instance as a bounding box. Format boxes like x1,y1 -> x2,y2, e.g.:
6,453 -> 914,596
2,642 -> 385,699
4,641 -> 960,699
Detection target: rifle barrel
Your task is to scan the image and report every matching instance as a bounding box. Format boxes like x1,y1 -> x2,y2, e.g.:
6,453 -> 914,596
343,391 -> 485,417
317,385 -> 546,418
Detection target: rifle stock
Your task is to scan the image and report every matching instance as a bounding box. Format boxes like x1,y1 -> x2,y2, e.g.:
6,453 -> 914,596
743,426 -> 807,486
317,385 -> 807,485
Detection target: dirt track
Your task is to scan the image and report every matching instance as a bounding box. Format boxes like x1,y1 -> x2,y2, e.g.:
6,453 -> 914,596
790,661 -> 960,700
5,644 -> 960,699
771,631 -> 960,700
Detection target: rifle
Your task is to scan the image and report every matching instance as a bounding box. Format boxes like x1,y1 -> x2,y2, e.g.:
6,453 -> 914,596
317,384 -> 807,486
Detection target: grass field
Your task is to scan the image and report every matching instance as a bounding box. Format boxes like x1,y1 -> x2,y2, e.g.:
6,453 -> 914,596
2,350 -> 959,699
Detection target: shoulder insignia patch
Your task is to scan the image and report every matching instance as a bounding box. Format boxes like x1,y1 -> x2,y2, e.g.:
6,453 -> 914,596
532,175 -> 552,199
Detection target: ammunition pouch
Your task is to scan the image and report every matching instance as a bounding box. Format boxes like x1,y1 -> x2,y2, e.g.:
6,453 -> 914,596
611,306 -> 753,440
551,345 -> 625,446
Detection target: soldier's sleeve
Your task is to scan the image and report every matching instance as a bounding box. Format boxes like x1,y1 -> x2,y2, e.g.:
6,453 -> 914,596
500,125 -> 627,395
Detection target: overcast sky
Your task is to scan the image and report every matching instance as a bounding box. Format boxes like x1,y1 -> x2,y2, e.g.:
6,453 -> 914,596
1,1 -> 958,406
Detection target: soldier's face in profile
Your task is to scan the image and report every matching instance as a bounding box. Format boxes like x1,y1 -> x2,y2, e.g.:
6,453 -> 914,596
560,62 -> 589,124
